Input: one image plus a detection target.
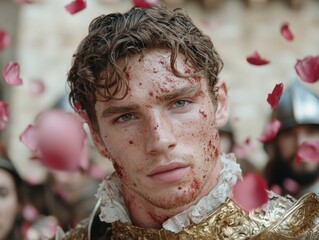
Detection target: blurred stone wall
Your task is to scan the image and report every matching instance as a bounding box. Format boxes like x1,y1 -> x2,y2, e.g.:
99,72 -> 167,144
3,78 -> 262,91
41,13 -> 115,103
1,0 -> 318,179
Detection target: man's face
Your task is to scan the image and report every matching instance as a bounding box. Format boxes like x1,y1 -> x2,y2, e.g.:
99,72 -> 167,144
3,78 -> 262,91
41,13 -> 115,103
0,169 -> 19,240
93,50 -> 226,210
277,124 -> 319,184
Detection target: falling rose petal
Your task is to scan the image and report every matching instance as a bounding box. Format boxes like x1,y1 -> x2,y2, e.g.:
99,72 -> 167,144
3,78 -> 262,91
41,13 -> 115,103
246,51 -> 270,66
232,172 -> 268,212
23,204 -> 39,221
35,110 -> 87,171
29,79 -> 45,96
267,83 -> 284,109
0,29 -> 10,51
65,0 -> 86,15
294,55 -> 319,83
280,22 -> 294,41
88,165 -> 106,179
132,0 -> 158,8
0,101 -> 9,131
2,61 -> 23,86
295,140 -> 319,163
270,184 -> 282,195
258,119 -> 281,142
19,124 -> 38,152
283,178 -> 300,194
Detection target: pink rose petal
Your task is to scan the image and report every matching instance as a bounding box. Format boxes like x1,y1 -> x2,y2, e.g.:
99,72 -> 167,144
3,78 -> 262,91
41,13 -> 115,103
65,0 -> 86,14
267,83 -> 284,109
19,124 -> 38,152
259,119 -> 281,142
246,51 -> 270,66
29,79 -> 45,96
22,204 -> 39,221
132,0 -> 158,8
88,165 -> 106,179
295,140 -> 319,163
0,29 -> 10,51
0,101 -> 9,131
283,178 -> 300,194
270,184 -> 282,195
2,61 -> 23,86
21,110 -> 87,172
232,172 -> 269,212
294,55 -> 319,83
280,22 -> 294,41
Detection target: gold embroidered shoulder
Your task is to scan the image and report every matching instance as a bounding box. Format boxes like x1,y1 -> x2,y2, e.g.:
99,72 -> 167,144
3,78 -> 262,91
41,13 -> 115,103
59,193 -> 319,240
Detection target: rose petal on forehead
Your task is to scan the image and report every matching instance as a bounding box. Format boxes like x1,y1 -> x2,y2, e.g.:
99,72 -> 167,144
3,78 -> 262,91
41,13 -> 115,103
280,22 -> 294,41
29,79 -> 45,96
232,172 -> 268,212
295,140 -> 319,163
294,55 -> 319,83
65,0 -> 86,14
2,61 -> 23,86
0,29 -> 10,51
246,51 -> 270,66
267,83 -> 284,109
258,119 -> 281,142
0,101 -> 9,131
132,0 -> 158,8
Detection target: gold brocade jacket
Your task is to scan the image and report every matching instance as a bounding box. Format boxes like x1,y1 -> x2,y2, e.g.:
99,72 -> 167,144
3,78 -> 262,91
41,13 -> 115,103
57,192 -> 319,240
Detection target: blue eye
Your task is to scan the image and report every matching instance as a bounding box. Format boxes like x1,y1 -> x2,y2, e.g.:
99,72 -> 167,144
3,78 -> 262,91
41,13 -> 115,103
118,114 -> 133,122
174,100 -> 187,108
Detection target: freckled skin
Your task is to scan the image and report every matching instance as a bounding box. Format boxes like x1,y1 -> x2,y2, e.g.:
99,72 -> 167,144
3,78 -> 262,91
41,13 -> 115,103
93,49 -> 225,229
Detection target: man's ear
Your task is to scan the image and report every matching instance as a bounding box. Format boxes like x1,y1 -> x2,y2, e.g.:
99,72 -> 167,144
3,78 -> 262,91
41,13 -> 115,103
81,112 -> 110,159
215,80 -> 229,128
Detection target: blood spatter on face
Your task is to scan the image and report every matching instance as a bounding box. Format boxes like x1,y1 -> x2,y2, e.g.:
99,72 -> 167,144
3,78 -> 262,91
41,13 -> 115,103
129,140 -> 134,145
199,109 -> 207,119
113,162 -> 124,178
190,178 -> 200,191
139,82 -> 142,86
149,91 -> 154,97
184,67 -> 191,74
178,186 -> 182,190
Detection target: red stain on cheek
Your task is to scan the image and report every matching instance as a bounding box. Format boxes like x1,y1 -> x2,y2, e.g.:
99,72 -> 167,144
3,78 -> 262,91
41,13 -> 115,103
178,186 -> 182,190
199,109 -> 207,119
129,140 -> 134,145
113,162 -> 124,178
190,179 -> 200,190
159,59 -> 165,65
149,91 -> 153,97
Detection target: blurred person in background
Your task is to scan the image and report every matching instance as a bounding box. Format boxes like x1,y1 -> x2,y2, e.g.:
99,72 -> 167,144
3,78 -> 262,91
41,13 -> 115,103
264,79 -> 319,198
0,144 -> 25,240
219,120 -> 257,174
25,95 -> 102,231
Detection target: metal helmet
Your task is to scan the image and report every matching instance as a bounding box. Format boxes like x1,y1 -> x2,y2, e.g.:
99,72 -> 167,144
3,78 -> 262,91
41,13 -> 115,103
272,79 -> 319,131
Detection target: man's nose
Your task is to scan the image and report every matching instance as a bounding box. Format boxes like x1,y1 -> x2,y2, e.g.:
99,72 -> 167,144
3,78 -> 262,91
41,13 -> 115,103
145,112 -> 177,155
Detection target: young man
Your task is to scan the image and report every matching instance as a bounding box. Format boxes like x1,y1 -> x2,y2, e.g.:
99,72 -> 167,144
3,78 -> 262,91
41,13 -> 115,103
57,6 -> 319,240
264,80 -> 319,198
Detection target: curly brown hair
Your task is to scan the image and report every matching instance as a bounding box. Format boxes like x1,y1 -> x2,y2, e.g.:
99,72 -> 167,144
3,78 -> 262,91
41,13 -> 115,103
67,5 -> 223,132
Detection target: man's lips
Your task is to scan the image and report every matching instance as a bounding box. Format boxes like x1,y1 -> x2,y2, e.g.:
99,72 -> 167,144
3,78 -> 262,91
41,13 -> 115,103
147,162 -> 189,183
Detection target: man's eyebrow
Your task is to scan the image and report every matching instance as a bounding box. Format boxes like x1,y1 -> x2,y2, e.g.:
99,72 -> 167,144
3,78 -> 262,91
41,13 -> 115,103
101,104 -> 140,118
159,85 -> 201,102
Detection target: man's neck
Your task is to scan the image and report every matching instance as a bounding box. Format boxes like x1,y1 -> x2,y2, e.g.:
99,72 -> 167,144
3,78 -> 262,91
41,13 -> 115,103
122,159 -> 222,229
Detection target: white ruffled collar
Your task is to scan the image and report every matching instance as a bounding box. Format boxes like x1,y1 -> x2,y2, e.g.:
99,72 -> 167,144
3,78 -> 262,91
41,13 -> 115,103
95,153 -> 242,233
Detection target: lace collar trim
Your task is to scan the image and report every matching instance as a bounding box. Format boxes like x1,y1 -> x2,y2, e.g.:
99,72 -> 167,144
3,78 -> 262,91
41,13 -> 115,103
96,153 -> 242,233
